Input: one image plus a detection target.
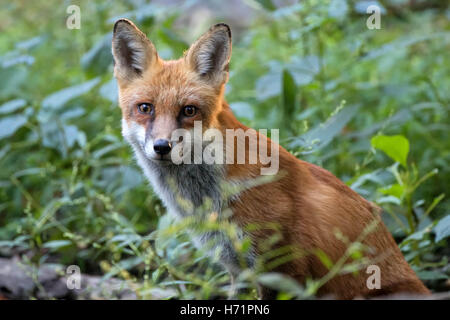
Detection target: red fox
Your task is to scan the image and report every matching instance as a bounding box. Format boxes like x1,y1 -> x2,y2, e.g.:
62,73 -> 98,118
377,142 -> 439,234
112,19 -> 430,299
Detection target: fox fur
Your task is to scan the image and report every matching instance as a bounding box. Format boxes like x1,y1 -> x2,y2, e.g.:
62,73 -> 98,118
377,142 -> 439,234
112,19 -> 430,299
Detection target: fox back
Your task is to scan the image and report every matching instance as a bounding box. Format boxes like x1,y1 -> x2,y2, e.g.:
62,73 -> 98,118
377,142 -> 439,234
112,19 -> 430,299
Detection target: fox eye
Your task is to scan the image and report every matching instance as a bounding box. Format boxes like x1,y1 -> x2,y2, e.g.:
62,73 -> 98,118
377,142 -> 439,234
137,103 -> 154,115
182,105 -> 197,117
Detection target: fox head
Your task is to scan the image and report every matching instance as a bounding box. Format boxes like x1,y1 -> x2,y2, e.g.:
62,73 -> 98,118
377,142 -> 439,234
112,19 -> 232,162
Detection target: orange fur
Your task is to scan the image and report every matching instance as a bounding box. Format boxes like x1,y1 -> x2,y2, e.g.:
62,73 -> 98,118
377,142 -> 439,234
219,108 -> 429,298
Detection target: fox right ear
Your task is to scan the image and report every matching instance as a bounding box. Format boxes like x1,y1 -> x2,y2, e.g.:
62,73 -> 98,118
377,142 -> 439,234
186,23 -> 232,86
112,19 -> 159,82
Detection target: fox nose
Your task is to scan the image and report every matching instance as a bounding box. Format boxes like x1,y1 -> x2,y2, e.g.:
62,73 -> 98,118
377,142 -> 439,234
153,139 -> 172,155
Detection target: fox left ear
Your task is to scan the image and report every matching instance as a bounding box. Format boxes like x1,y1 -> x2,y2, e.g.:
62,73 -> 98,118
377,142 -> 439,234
186,23 -> 232,85
112,19 -> 159,82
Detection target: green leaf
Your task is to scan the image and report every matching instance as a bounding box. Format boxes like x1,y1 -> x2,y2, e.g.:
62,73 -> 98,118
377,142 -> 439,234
0,65 -> 28,98
43,240 -> 72,250
258,272 -> 304,297
425,193 -> 445,217
15,36 -> 44,50
1,54 -> 34,68
371,134 -> 409,167
99,78 -> 118,103
40,122 -> 83,157
377,195 -> 401,205
81,33 -> 113,75
255,67 -> 282,101
402,227 -> 430,244
152,268 -> 162,283
290,104 -> 360,152
288,55 -> 320,86
0,99 -> 26,114
416,270 -> 448,281
0,115 -> 28,140
434,215 -> 450,242
41,77 -> 100,110
314,249 -> 333,270
379,183 -> 405,199
362,32 -> 450,61
256,57 -> 320,102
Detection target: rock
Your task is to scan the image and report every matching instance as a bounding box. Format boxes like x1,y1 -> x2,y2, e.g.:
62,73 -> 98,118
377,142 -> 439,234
0,257 -> 137,300
0,257 -> 36,299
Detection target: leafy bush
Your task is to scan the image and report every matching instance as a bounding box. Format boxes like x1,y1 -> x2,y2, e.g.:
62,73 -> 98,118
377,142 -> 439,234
0,0 -> 448,299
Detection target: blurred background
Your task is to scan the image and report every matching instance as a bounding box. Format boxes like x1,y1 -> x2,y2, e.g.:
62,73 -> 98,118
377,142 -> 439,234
0,0 -> 449,299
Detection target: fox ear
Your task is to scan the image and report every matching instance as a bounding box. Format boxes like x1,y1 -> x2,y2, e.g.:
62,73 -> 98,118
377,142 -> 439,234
112,19 -> 158,81
186,23 -> 232,85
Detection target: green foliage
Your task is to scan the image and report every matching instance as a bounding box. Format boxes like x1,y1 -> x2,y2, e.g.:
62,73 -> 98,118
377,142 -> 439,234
371,134 -> 409,168
0,0 -> 448,299
434,216 -> 450,243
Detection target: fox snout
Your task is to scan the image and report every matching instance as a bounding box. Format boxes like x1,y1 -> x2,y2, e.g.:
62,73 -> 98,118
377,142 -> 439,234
143,127 -> 180,162
142,138 -> 172,161
143,138 -> 175,161
121,117 -> 177,162
153,139 -> 172,155
143,115 -> 178,159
